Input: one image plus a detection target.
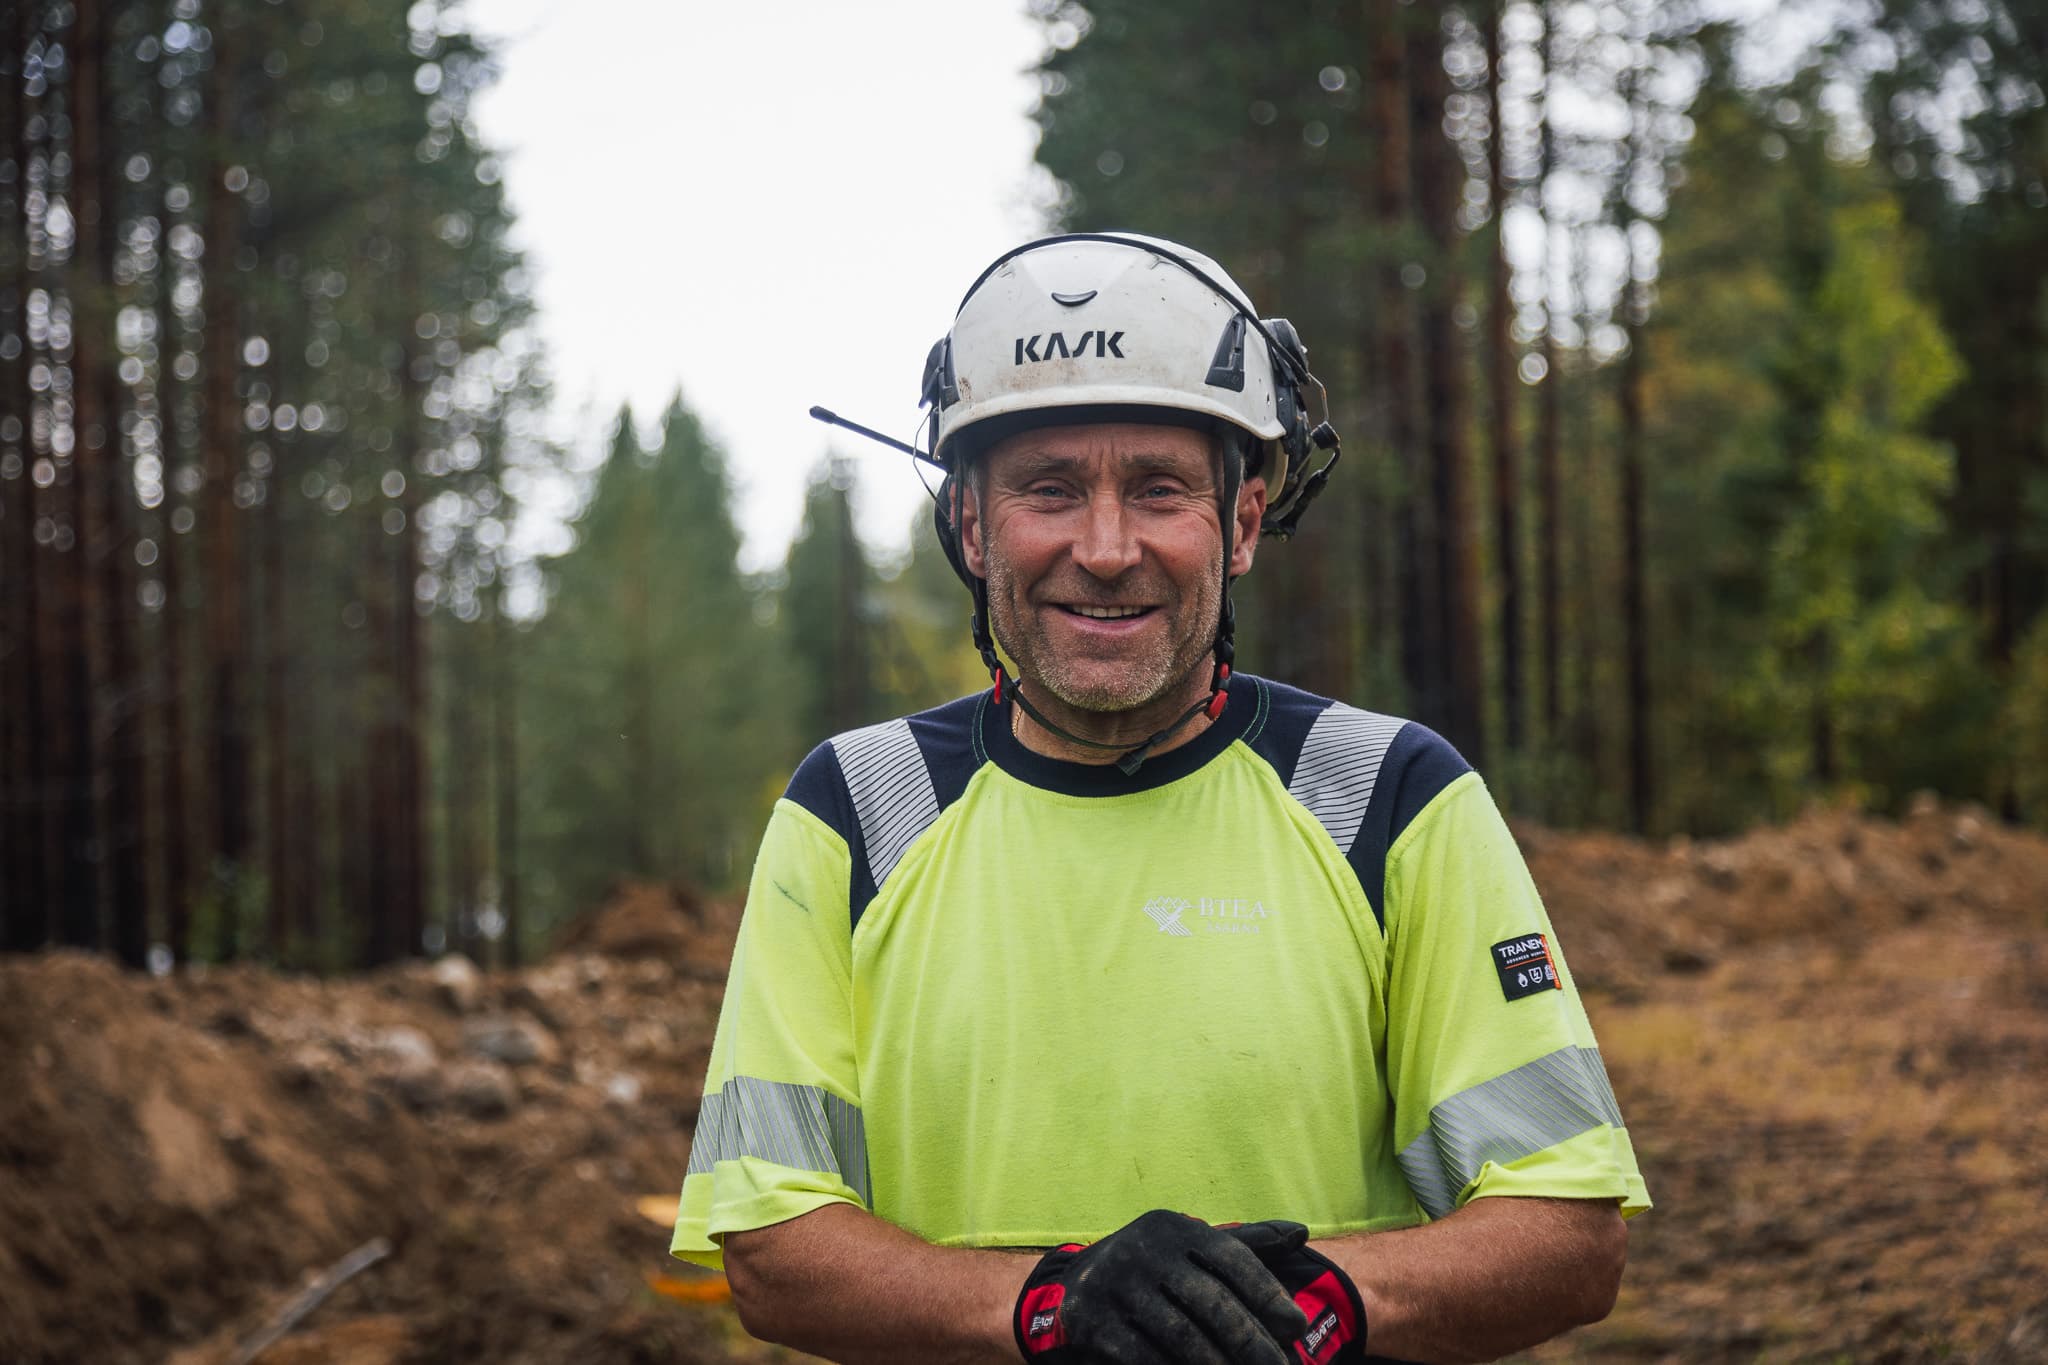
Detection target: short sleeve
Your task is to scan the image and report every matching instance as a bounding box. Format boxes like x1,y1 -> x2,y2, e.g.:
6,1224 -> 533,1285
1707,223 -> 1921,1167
670,798 -> 870,1269
1382,774 -> 1651,1220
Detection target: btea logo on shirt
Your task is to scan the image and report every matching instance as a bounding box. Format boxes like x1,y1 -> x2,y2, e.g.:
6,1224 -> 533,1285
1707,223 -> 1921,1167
1139,896 -> 1272,938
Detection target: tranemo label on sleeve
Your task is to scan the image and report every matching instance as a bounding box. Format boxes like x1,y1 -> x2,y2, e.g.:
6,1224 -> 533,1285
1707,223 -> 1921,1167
1491,933 -> 1562,1001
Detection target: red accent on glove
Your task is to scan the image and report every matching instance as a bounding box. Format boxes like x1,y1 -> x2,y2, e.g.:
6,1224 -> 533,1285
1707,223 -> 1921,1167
1017,1281 -> 1069,1355
1291,1268 -> 1363,1364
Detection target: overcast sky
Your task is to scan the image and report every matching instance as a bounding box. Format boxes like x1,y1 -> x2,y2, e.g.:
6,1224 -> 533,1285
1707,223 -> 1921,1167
466,0 -> 1050,570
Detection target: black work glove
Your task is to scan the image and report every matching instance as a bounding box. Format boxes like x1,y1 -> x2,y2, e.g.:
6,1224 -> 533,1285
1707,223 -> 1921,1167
1013,1209 -> 1309,1365
1220,1220 -> 1369,1365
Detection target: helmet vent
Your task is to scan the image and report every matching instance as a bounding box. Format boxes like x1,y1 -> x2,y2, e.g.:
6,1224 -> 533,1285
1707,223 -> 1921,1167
1051,290 -> 1097,307
1204,314 -> 1248,392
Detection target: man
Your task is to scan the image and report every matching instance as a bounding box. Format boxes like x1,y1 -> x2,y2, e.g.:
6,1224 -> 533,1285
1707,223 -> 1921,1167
672,234 -> 1649,1364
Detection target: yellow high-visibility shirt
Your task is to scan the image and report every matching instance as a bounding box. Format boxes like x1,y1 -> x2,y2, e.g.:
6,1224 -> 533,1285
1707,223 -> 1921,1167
673,674 -> 1648,1268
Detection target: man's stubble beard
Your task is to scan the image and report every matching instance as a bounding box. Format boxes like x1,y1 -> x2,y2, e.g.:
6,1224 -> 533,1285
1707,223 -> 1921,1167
982,545 -> 1223,717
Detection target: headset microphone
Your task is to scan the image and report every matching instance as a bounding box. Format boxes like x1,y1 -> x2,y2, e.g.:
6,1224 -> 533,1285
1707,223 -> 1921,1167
808,405 -> 938,468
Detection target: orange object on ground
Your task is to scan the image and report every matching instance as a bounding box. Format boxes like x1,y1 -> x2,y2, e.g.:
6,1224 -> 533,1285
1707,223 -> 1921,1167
644,1270 -> 732,1305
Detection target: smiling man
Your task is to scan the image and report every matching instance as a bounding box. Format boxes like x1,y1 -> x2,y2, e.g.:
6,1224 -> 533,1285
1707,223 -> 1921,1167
672,235 -> 1649,1365
971,424 -> 1236,730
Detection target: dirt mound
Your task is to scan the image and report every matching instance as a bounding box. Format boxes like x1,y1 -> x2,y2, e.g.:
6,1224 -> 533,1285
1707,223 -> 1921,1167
552,880 -> 742,973
2,803 -> 2045,1364
1522,795 -> 2048,996
0,954 -> 438,1361
0,945 -> 753,1365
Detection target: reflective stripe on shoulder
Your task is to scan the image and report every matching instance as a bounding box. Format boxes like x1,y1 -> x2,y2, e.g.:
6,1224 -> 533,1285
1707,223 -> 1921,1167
1395,1045 -> 1624,1219
1286,703 -> 1407,855
833,718 -> 941,894
686,1076 -> 871,1204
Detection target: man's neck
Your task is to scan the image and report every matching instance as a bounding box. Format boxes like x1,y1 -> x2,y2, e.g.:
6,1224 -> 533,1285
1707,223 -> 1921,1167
1007,663 -> 1220,766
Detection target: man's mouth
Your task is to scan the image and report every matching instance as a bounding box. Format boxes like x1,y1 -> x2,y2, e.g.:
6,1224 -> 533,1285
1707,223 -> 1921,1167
1058,603 -> 1152,620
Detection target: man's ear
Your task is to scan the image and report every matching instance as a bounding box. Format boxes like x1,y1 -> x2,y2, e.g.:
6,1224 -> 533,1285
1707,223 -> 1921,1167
1231,476 -> 1267,578
958,478 -> 987,579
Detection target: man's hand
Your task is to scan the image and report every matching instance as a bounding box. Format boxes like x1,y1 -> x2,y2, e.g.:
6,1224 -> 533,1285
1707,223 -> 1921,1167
1013,1209 -> 1308,1365
1222,1221 -> 1368,1364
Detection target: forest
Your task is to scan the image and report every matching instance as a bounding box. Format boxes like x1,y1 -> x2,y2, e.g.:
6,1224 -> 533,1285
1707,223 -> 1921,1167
2,0 -> 2044,969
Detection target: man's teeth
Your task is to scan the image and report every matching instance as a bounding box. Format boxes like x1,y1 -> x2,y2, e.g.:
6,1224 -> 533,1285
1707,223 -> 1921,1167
1069,604 -> 1147,619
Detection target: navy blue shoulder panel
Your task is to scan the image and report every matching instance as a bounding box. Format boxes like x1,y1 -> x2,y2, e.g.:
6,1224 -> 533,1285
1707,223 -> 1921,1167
1348,721 -> 1472,925
904,691 -> 984,813
784,739 -> 856,839
784,693 -> 989,933
782,738 -> 874,914
1239,683 -> 1471,930
1240,676 -> 1337,788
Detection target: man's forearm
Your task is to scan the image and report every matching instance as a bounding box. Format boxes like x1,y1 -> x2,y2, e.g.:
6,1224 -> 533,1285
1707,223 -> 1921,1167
723,1202 -> 1034,1365
1314,1196 -> 1628,1364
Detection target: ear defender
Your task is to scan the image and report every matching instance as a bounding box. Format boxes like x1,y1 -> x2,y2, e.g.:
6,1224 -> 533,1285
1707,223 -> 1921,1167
1256,317 -> 1341,541
1263,318 -> 1312,489
932,473 -> 974,590
922,336 -> 959,410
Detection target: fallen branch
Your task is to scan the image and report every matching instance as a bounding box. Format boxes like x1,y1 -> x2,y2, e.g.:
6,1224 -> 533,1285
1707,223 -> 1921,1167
230,1236 -> 393,1365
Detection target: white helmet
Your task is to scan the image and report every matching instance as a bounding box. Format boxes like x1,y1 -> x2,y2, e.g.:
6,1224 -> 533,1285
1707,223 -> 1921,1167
919,233 -> 1336,535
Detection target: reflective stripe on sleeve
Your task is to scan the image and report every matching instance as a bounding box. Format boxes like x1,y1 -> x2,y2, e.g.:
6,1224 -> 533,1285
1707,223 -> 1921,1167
686,1076 -> 871,1205
1395,1045 -> 1624,1218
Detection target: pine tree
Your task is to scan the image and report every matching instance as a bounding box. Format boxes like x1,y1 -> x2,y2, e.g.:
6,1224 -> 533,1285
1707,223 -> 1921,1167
781,454 -> 886,743
522,399 -> 783,925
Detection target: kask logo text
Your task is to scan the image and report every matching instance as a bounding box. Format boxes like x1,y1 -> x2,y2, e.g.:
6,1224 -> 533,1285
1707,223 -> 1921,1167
1014,330 -> 1126,364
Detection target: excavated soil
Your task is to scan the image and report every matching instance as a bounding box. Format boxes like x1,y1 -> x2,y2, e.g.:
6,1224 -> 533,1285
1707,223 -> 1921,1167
4,801 -> 2047,1364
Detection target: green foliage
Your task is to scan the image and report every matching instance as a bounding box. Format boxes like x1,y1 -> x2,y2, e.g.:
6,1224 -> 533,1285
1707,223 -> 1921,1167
873,504 -> 995,708
520,402 -> 787,924
778,456 -> 894,741
2006,613 -> 2048,822
1647,85 -> 1998,825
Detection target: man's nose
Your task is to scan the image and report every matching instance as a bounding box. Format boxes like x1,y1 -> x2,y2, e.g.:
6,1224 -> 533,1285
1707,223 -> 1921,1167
1070,490 -> 1142,579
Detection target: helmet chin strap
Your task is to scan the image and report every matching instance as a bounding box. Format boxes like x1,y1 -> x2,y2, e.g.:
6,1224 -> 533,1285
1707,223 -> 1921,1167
965,447 -> 1241,777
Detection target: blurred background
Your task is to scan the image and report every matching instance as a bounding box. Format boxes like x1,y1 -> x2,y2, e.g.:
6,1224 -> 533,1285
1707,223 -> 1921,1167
2,0 -> 2044,967
3,1 -> 2048,1360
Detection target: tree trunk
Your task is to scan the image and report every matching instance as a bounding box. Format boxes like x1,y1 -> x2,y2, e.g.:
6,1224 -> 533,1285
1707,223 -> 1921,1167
1618,310 -> 1650,832
1568,222 -> 1605,825
492,515 -> 522,968
359,484 -> 397,966
262,440 -> 292,958
1375,0 -> 1438,728
1617,48 -> 1653,835
78,0 -> 149,966
200,22 -> 248,955
155,169 -> 195,963
1536,0 -> 1564,749
397,469 -> 426,961
344,749 -> 375,967
293,703 -> 321,959
1376,2 -> 1441,724
1485,0 -> 1524,758
377,219 -> 428,962
446,615 -> 476,959
2,1 -> 49,951
53,0 -> 107,952
1412,15 -> 1486,766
